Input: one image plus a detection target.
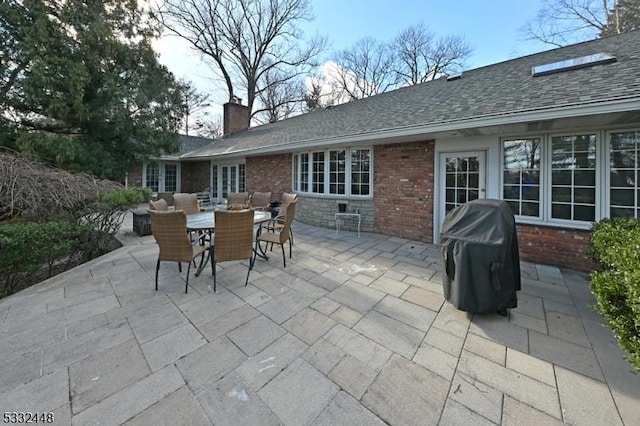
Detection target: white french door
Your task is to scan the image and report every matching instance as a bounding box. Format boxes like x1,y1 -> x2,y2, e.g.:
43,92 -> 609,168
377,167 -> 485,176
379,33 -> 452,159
144,161 -> 179,192
438,151 -> 486,228
211,163 -> 246,201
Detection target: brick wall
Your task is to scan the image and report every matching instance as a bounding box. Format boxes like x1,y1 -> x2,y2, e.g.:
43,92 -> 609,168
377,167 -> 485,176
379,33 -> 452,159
223,101 -> 250,136
180,161 -> 210,193
246,154 -> 292,203
516,224 -> 594,272
373,140 -> 435,243
127,164 -> 143,187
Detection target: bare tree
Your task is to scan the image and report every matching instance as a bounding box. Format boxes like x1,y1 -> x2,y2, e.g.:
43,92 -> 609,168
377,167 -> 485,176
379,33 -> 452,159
332,37 -> 397,100
155,0 -> 326,124
198,115 -> 224,139
601,0 -> 640,35
303,66 -> 349,110
523,0 -> 640,47
392,23 -> 472,85
254,68 -> 305,123
178,79 -> 211,135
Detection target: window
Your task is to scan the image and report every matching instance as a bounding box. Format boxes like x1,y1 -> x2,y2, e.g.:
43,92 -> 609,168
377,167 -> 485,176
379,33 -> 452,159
503,138 -> 541,217
164,164 -> 177,192
312,152 -> 325,193
609,131 -> 639,218
239,164 -> 246,192
329,150 -> 346,194
551,134 -> 596,222
299,153 -> 309,192
351,149 -> 371,195
143,161 -> 179,193
532,53 -> 616,77
211,165 -> 218,198
145,163 -> 159,192
293,148 -> 372,197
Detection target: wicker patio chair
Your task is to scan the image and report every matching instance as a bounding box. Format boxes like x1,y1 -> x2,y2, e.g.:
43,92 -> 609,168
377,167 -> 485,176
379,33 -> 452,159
149,198 -> 169,211
173,193 -> 200,214
227,192 -> 251,210
250,191 -> 272,211
212,209 -> 255,291
149,210 -> 210,293
261,192 -> 298,245
255,200 -> 297,267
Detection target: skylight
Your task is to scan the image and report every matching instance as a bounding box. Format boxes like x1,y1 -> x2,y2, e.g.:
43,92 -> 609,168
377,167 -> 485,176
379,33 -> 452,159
531,53 -> 616,77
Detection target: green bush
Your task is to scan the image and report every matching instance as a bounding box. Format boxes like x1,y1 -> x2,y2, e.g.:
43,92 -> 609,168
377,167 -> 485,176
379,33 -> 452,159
78,186 -> 151,257
589,217 -> 640,371
0,221 -> 91,297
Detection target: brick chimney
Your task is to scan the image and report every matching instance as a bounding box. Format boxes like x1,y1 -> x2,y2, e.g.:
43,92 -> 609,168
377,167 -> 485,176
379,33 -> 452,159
223,96 -> 250,136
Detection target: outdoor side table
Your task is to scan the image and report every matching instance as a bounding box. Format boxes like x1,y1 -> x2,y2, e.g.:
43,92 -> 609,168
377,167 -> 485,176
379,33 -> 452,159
132,208 -> 151,236
335,212 -> 361,237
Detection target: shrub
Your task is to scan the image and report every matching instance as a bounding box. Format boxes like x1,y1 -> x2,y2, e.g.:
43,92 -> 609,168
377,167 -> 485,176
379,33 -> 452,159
0,221 -> 91,297
589,217 -> 640,371
77,186 -> 151,256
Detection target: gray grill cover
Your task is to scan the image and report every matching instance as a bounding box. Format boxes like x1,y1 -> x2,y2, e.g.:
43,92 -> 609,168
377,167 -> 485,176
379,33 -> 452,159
439,199 -> 521,313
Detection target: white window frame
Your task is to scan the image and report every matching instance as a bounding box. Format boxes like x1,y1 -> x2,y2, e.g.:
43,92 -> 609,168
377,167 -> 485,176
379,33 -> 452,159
546,132 -> 599,226
142,161 -> 181,193
210,161 -> 246,202
292,147 -> 373,198
500,131 -> 604,229
501,137 -> 543,220
605,128 -> 640,219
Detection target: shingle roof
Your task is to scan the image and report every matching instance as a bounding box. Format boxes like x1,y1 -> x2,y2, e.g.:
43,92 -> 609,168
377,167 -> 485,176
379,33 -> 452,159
185,30 -> 640,159
159,134 -> 214,160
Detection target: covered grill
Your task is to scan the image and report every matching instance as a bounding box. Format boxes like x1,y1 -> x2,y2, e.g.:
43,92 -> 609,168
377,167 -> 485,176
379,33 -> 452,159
439,199 -> 521,315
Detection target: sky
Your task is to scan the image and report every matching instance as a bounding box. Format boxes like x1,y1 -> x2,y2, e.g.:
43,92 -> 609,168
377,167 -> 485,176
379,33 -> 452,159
152,0 -> 550,122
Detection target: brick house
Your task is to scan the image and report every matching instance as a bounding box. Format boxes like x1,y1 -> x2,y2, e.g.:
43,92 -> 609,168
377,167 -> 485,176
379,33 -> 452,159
133,31 -> 640,272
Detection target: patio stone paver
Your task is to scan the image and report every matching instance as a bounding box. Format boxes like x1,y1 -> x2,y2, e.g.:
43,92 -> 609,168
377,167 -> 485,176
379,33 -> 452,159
140,323 -> 207,371
301,338 -> 346,375
0,214 -> 638,425
235,333 -> 308,391
448,372 -> 503,424
353,310 -> 424,359
69,339 -> 150,413
457,350 -> 561,419
282,307 -> 336,345
175,336 -> 246,393
327,355 -> 378,399
502,396 -> 565,426
328,281 -> 386,313
258,358 -> 340,425
71,365 -> 184,425
196,372 -> 281,426
528,330 -> 604,381
123,387 -> 212,426
362,354 -> 450,425
0,369 -> 69,413
374,294 -> 437,331
555,367 -> 623,426
227,315 -> 286,356
312,391 -> 386,425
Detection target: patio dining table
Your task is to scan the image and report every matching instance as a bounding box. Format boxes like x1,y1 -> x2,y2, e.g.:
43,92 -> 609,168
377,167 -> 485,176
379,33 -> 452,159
186,210 -> 272,276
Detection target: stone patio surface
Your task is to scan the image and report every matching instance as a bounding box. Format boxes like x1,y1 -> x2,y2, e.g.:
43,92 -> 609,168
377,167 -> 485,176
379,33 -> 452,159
1,212 -> 639,425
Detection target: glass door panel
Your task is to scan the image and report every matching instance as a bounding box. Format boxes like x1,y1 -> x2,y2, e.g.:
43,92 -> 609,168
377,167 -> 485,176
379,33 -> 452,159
439,151 -> 486,232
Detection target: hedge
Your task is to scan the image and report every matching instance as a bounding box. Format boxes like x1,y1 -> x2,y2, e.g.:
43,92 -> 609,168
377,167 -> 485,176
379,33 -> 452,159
589,218 -> 640,371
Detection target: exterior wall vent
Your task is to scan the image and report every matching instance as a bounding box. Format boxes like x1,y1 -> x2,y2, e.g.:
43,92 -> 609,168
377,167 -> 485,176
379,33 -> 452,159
532,52 -> 616,77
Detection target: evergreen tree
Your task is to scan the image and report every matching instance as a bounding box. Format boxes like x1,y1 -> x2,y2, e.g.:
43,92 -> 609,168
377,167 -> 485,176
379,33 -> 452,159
0,0 -> 183,181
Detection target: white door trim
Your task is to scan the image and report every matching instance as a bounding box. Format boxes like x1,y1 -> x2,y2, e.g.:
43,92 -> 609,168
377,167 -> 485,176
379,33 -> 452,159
434,150 -> 487,240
